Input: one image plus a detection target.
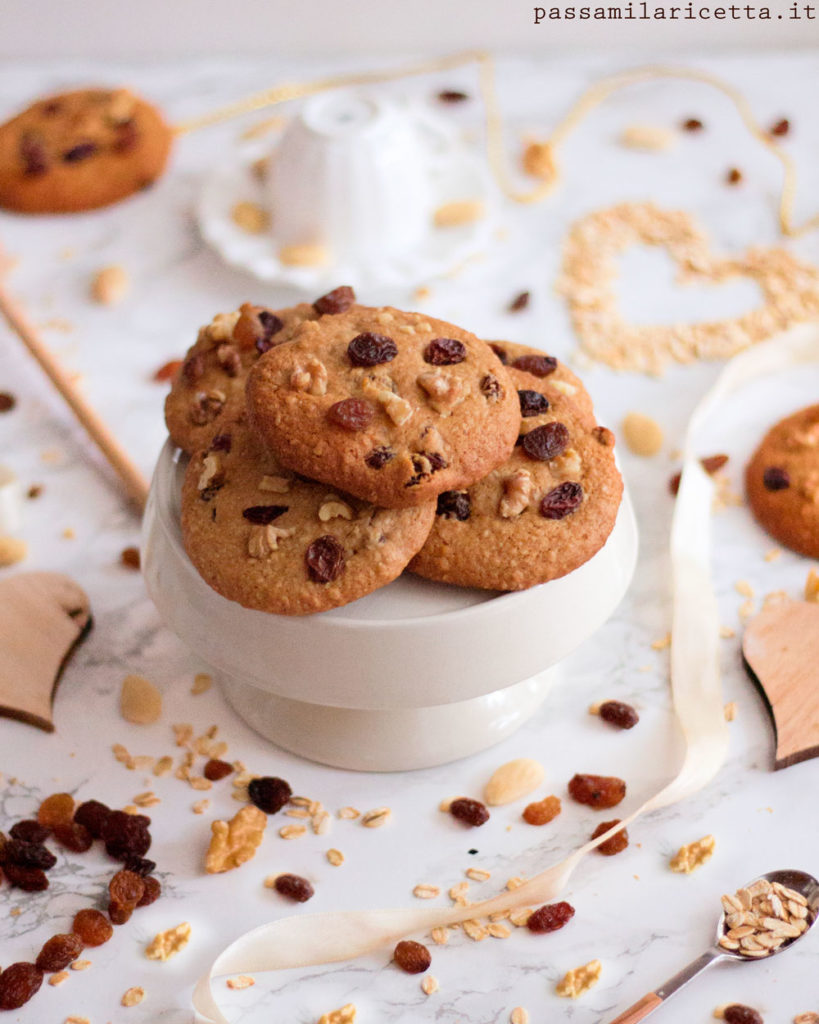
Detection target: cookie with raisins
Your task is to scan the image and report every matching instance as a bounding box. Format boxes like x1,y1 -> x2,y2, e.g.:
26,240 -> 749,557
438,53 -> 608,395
246,307 -> 520,508
0,88 -> 171,213
485,339 -> 595,419
180,418 -> 434,615
746,404 -> 819,558
409,349 -> 622,590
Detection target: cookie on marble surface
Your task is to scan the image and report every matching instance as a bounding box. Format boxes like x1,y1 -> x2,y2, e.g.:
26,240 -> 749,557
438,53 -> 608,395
0,88 -> 172,213
180,418 -> 435,615
746,404 -> 819,558
246,306 -> 521,508
485,339 -> 595,419
408,365 -> 622,591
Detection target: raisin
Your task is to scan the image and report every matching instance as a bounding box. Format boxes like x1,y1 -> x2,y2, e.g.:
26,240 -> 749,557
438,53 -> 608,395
9,820 -> 49,844
511,354 -> 557,377
182,353 -> 205,384
124,855 -> 156,876
393,939 -> 431,973
365,446 -> 394,469
256,312 -> 285,353
769,118 -> 790,137
233,305 -> 283,352
568,773 -> 626,809
540,482 -> 583,519
327,398 -> 374,431
120,546 -> 140,570
424,337 -> 466,365
4,840 -> 57,870
112,121 -> 139,153
490,343 -> 508,364
436,491 -> 471,521
247,776 -> 292,815
591,819 -> 629,856
305,535 -> 345,583
480,374 -> 502,400
273,873 -> 314,902
109,869 -> 145,906
527,901 -> 575,933
72,909 -> 113,947
437,89 -> 469,103
242,505 -> 288,524
0,392 -> 17,413
209,433 -> 232,453
682,117 -> 704,131
449,798 -> 489,827
724,1008 -> 763,1024
20,134 -> 48,175
0,962 -> 43,1009
726,167 -> 743,185
314,286 -> 355,315
518,389 -> 549,417
3,862 -> 48,891
35,934 -> 84,972
102,810 -> 151,859
73,800 -> 111,839
593,425 -> 615,447
522,795 -> 561,825
203,758 -> 233,782
37,793 -> 75,828
53,822 -> 92,853
522,422 -> 569,461
109,901 -> 133,925
508,291 -> 530,312
669,453 -> 730,495
763,466 -> 790,491
138,875 -> 161,907
347,332 -> 397,367
63,141 -> 97,162
599,701 -> 639,730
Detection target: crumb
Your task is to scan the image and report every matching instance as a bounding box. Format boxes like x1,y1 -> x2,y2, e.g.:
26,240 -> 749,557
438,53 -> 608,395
433,199 -> 485,228
231,201 -> 270,235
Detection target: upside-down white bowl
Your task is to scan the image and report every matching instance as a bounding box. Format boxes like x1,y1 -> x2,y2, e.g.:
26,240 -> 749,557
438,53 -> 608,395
142,441 -> 638,771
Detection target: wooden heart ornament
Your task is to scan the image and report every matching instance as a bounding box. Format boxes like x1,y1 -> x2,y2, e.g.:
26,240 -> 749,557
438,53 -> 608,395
0,572 -> 92,731
742,599 -> 819,770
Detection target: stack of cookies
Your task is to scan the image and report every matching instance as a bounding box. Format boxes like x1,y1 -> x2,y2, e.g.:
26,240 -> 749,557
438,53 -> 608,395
166,287 -> 623,615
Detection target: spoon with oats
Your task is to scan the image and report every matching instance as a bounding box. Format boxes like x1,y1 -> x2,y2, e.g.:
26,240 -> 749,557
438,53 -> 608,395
608,870 -> 819,1023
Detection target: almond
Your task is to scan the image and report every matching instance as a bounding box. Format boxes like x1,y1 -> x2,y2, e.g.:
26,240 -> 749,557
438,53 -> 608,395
120,674 -> 162,725
484,758 -> 545,806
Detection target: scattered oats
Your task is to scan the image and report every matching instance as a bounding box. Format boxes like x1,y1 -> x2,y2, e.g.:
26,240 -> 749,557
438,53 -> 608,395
506,876 -> 526,891
121,986 -> 145,1006
510,1009 -> 530,1024
133,790 -> 160,807
361,807 -> 391,828
521,139 -> 555,180
0,535 -> 27,566
192,673 -> 213,695
279,824 -> 307,839
588,701 -> 602,715
764,548 -> 782,562
145,922 -> 191,961
226,975 -> 255,990
286,807 -> 311,819
206,805 -> 267,873
9,907 -> 21,916
720,625 -> 736,638
724,702 -> 737,722
509,908 -> 533,927
317,1003 -> 357,1024
463,919 -> 488,941
153,756 -> 173,777
484,758 -> 545,806
189,776 -> 212,792
794,1013 -> 819,1023
714,1005 -> 730,1019
49,971 -> 69,986
326,848 -> 344,866
763,589 -> 788,608
739,598 -> 755,620
120,674 -> 162,725
556,959 -> 602,998
805,569 -> 819,603
670,834 -> 716,873
312,809 -> 331,835
70,959 -> 92,971
488,922 -> 511,938
413,883 -> 440,899
173,723 -> 194,747
90,264 -> 130,305
112,743 -> 132,764
123,804 -> 139,814
232,788 -> 251,803
65,1017 -> 90,1024
622,412 -> 664,456
619,122 -> 676,151
231,201 -> 270,234
61,526 -> 76,539
489,910 -> 510,922
735,579 -> 755,598
431,927 -> 450,945
258,474 -> 292,494
449,881 -> 470,904
466,868 -> 491,882
279,243 -> 328,267
192,799 -> 210,814
652,632 -> 672,651
438,797 -> 453,812
433,199 -> 485,228
131,755 -> 155,771
421,975 -> 439,995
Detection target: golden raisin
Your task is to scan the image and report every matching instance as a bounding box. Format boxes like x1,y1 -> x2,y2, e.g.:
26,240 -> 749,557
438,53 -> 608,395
35,934 -> 84,972
72,909 -> 113,947
522,795 -> 561,825
591,819 -> 629,855
37,793 -> 75,828
568,774 -> 626,809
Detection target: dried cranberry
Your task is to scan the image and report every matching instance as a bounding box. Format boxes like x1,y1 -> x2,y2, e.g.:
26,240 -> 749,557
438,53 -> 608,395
274,873 -> 315,902
203,758 -> 233,782
568,773 -> 626,809
522,422 -> 569,461
437,89 -> 469,103
9,820 -> 49,844
182,353 -> 205,384
72,908 -> 113,946
247,776 -> 292,815
314,286 -> 355,315
35,933 -> 84,972
449,798 -> 489,827
365,446 -> 394,469
63,141 -> 97,162
480,374 -> 502,400
0,962 -> 43,1009
393,939 -> 431,973
599,701 -> 639,730
328,398 -> 374,431
138,875 -> 161,907
242,505 -> 288,524
4,840 -> 56,871
508,291 -> 530,312
511,354 -> 557,377
52,822 -> 93,853
763,466 -> 790,491
424,337 -> 466,365
3,862 -> 48,891
305,536 -> 345,583
724,1007 -> 764,1024
540,482 -> 583,519
20,134 -> 48,175
518,389 -> 550,417
527,901 -> 575,933
682,117 -> 704,131
436,491 -> 471,521
209,433 -> 232,453
73,799 -> 111,839
490,343 -> 509,364
124,855 -> 156,876
347,332 -> 397,367
37,793 -> 75,828
769,118 -> 790,137
591,819 -> 629,856
0,392 -> 16,413
522,795 -> 561,825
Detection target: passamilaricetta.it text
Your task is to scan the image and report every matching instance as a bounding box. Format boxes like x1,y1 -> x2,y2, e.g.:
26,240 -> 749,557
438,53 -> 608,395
534,2 -> 815,18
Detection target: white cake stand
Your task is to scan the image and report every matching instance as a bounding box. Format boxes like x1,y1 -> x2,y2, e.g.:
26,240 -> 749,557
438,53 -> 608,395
142,442 -> 638,771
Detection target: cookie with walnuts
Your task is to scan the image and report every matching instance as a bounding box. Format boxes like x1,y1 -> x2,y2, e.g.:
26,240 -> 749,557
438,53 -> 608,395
408,359 -> 623,590
246,306 -> 521,508
746,404 -> 819,558
485,338 -> 595,419
0,88 -> 172,213
180,418 -> 435,615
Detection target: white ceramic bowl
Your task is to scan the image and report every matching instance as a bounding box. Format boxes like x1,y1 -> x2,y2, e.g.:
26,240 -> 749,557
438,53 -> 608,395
142,442 -> 638,771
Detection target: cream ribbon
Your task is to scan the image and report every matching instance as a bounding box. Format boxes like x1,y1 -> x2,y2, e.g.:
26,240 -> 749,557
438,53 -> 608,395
192,325 -> 819,1023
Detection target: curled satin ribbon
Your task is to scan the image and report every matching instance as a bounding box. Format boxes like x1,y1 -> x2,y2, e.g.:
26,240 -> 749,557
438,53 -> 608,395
192,324 -> 819,1024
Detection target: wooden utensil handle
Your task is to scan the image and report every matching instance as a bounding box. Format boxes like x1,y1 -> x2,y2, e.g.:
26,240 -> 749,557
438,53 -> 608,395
608,992 -> 663,1024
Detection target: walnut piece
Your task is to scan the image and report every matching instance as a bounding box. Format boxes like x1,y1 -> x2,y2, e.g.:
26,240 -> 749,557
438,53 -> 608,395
670,834 -> 716,874
417,371 -> 466,415
318,496 -> 354,522
318,1004 -> 357,1024
205,805 -> 267,873
556,959 -> 602,998
198,453 -> 221,491
361,376 -> 413,425
145,922 -> 191,961
290,356 -> 328,396
208,311 -> 240,343
258,475 -> 291,493
247,524 -> 296,558
550,447 -> 582,479
498,469 -> 533,518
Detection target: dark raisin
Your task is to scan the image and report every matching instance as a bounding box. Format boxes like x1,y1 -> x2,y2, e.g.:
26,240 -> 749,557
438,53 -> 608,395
436,491 -> 471,521
137,875 -> 161,907
726,167 -> 743,185
540,481 -> 583,519
508,291 -> 530,312
102,811 -> 151,860
9,820 -> 49,844
4,840 -> 56,871
3,862 -> 48,891
328,398 -> 374,431
209,433 -> 232,453
393,939 -> 431,973
73,799 -> 111,839
35,933 -> 84,972
490,343 -> 508,364
599,701 -> 639,730
0,962 -> 43,1009
682,117 -> 704,131
182,353 -> 205,384
314,286 -> 355,315
347,332 -> 397,367
305,535 -> 345,583
568,773 -> 626,809
123,855 -> 156,876
518,389 -> 550,417
247,776 -> 292,815
511,354 -> 557,377
591,819 -> 629,856
20,134 -> 48,175
52,822 -> 92,853
72,908 -> 113,946
480,374 -> 502,401
449,798 -> 489,827
724,1007 -> 764,1024
0,392 -> 16,413
424,337 -> 466,365
522,422 -> 569,461
27,484 -> 43,499
274,873 -> 315,902
120,546 -> 140,570
242,505 -> 288,524
233,304 -> 283,352
527,901 -> 575,933
763,466 -> 790,491
38,793 -> 75,828
255,311 -> 284,353
769,118 -> 790,137
365,446 -> 394,469
63,141 -> 97,162
437,89 -> 469,103
203,758 -> 233,782
425,451 -> 447,472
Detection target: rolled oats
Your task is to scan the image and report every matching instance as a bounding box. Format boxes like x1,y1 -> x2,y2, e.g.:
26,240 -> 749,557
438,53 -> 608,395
361,807 -> 391,828
326,848 -> 344,867
317,1003 -> 356,1024
670,835 -> 716,873
279,243 -> 329,268
70,959 -> 92,971
121,986 -> 145,1006
487,923 -> 511,939
724,702 -> 738,722
510,1009 -> 530,1024
430,927 -> 450,945
205,805 -> 267,873
421,975 -> 439,995
337,806 -> 360,820
279,824 -> 307,839
619,122 -> 676,151
413,884 -> 440,899
192,799 -> 210,814
312,809 -> 331,835
805,569 -> 819,603
49,971 -> 69,986
466,868 -> 491,882
145,922 -> 191,962
463,919 -> 488,941
0,535 -> 27,566
226,975 -> 255,990
556,959 -> 602,998
433,199 -> 485,227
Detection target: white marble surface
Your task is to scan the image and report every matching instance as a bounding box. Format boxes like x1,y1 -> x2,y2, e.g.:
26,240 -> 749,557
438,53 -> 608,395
2,51 -> 819,1024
